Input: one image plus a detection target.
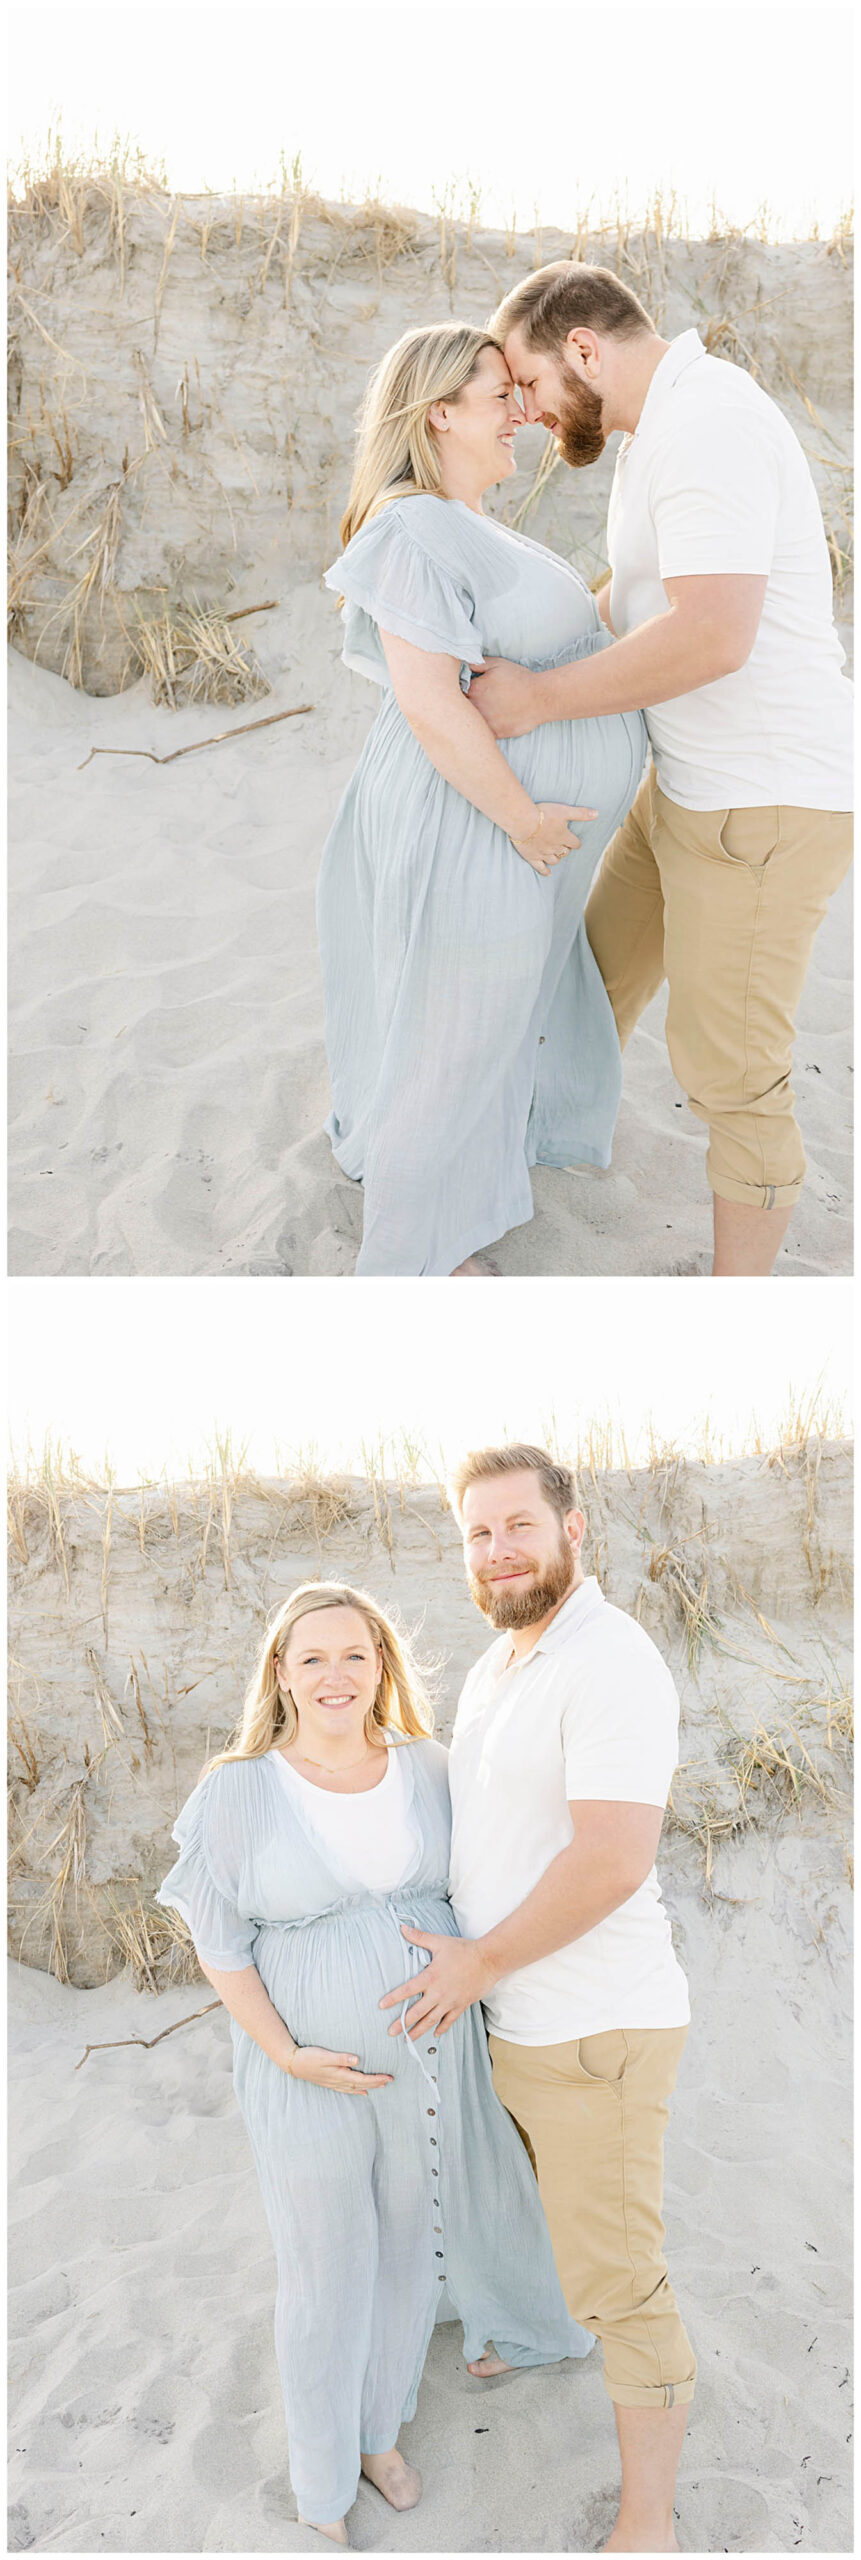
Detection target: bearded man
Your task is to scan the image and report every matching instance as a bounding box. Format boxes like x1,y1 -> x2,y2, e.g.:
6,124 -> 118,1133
470,262 -> 853,1279
380,1442 -> 694,2554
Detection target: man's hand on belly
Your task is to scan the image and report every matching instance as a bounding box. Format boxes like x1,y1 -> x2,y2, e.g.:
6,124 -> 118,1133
469,659 -> 552,738
379,1927 -> 497,2039
473,573 -> 769,730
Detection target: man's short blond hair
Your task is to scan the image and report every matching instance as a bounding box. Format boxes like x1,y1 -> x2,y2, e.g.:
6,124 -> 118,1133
490,259 -> 654,355
449,1441 -> 580,1525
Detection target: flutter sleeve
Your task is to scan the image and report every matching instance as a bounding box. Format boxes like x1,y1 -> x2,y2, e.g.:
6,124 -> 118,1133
155,1766 -> 258,1971
323,501 -> 485,683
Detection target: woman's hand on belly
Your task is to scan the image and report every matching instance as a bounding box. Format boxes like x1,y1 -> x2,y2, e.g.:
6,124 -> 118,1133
510,799 -> 598,875
287,2043 -> 393,2094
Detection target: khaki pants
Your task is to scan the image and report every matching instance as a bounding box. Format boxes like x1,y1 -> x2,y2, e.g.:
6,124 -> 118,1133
584,771 -> 853,1207
488,2024 -> 696,2409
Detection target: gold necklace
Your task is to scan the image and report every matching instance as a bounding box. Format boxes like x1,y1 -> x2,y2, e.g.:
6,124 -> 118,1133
294,1742 -> 382,1775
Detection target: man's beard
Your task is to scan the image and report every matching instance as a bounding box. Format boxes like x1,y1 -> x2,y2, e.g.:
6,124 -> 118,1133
469,1535 -> 576,1629
552,372 -> 606,469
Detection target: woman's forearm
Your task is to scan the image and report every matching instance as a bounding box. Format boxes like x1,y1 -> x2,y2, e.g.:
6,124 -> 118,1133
405,685 -> 538,835
200,1956 -> 297,2072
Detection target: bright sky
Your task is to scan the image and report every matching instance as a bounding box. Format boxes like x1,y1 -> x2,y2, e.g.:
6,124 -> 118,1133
8,2 -> 853,239
8,1280 -> 852,1483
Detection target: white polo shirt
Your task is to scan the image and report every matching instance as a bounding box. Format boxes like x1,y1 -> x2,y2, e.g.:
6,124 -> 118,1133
448,1578 -> 690,2043
606,328 -> 853,811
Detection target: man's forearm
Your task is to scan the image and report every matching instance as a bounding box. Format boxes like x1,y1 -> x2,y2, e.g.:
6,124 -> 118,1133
476,1839 -> 642,1989
528,606 -> 740,724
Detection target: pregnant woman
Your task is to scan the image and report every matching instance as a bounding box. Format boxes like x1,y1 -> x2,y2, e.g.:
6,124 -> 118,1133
157,1583 -> 591,2545
317,323 -> 648,1275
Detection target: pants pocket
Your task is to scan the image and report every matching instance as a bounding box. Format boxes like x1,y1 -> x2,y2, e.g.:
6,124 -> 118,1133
576,2029 -> 629,2086
717,806 -> 782,866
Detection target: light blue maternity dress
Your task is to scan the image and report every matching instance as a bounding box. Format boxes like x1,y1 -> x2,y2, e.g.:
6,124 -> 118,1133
317,494 -> 648,1274
157,1736 -> 592,2528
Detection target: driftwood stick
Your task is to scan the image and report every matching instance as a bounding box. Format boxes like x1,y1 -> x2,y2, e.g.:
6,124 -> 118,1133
77,702 -> 314,771
220,600 -> 278,623
75,1997 -> 221,2069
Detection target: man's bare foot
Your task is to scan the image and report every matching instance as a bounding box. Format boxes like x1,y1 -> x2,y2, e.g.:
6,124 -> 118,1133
451,1255 -> 499,1276
467,2347 -> 513,2378
297,2519 -> 348,2546
360,2449 -> 422,2511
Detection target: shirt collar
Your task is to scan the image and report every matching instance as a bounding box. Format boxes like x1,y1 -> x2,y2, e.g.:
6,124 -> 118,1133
629,328 -> 705,445
497,1574 -> 605,1674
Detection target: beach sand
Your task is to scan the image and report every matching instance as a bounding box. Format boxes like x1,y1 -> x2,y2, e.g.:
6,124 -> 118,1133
8,1815 -> 852,2555
7,198 -> 853,1278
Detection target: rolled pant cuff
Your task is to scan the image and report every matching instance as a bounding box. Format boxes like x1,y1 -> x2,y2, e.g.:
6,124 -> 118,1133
709,1172 -> 803,1209
603,2373 -> 696,2409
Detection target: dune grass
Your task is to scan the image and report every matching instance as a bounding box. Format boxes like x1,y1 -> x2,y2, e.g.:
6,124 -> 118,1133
6,1386 -> 849,1563
8,129 -> 853,257
5,1384 -> 847,1518
666,1676 -> 854,1892
125,596 -> 271,707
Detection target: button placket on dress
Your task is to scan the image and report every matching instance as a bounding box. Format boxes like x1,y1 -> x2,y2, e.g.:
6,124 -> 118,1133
387,1899 -> 447,2294
425,2035 -> 444,2282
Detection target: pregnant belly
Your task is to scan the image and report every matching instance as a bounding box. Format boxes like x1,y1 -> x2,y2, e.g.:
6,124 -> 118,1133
501,705 -> 646,819
253,1897 -> 458,2075
476,623 -> 646,819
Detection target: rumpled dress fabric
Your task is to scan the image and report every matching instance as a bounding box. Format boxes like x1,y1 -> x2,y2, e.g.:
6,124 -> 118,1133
157,1737 -> 591,2527
317,495 -> 648,1274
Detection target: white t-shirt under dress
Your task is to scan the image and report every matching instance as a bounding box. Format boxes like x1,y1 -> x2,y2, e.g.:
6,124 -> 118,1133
268,1741 -> 416,1891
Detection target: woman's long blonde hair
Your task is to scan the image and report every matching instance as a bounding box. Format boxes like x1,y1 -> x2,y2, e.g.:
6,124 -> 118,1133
340,324 -> 500,544
205,1582 -> 434,1773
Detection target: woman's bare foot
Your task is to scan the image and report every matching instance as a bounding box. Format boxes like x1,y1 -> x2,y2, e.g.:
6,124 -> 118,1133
467,2347 -> 514,2378
451,1256 -> 501,1276
360,2449 -> 422,2510
297,2519 -> 348,2546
